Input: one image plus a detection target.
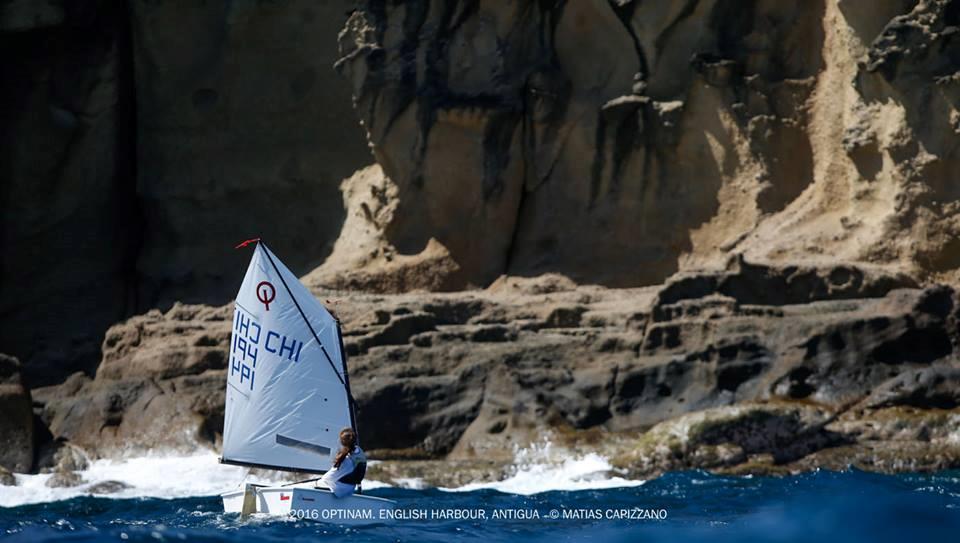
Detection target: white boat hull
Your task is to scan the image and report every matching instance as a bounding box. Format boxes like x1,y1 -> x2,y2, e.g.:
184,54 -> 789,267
222,484 -> 396,525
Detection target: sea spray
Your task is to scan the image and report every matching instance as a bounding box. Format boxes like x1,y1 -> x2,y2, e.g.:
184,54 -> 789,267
0,452 -> 291,507
0,443 -> 644,508
442,439 -> 645,495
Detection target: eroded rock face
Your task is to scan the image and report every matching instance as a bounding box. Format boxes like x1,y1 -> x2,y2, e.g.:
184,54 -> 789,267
7,0 -> 960,481
0,1 -> 371,386
335,0 -> 960,289
611,399 -> 960,478
129,0 -> 371,308
34,305 -> 230,454
35,440 -> 90,474
304,165 -> 465,293
5,0 -> 960,394
45,468 -> 83,488
0,466 -> 16,487
34,265 -> 960,477
0,0 -> 137,386
0,354 -> 34,473
612,402 -> 842,476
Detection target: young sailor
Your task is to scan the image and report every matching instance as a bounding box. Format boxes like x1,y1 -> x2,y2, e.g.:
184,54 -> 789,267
318,428 -> 367,498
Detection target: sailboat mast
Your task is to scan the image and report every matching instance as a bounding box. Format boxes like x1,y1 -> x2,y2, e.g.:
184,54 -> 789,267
335,318 -> 361,447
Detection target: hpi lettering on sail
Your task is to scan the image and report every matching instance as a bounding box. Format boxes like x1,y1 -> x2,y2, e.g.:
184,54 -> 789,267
230,306 -> 306,391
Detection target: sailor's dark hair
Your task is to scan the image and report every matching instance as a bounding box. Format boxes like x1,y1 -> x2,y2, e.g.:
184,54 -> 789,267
333,427 -> 357,468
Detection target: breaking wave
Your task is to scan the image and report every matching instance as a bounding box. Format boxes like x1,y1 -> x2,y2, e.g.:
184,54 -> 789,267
1,452 -> 260,507
441,441 -> 644,495
0,442 -> 642,507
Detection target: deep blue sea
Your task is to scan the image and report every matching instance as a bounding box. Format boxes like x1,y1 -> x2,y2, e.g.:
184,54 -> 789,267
3,469 -> 959,543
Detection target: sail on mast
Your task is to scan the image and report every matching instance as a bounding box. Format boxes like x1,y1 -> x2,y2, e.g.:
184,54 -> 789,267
222,242 -> 356,473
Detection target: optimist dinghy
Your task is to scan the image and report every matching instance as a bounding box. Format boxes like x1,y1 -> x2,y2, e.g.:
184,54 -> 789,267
220,240 -> 395,524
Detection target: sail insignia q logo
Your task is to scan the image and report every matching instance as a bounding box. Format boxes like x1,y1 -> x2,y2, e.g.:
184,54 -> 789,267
256,281 -> 276,310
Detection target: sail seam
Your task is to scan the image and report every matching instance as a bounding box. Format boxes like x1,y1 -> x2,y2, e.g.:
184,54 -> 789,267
219,457 -> 323,474
234,300 -> 257,317
226,381 -> 252,399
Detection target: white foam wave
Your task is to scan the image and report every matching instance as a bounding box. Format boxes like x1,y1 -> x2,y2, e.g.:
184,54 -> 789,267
0,452 -> 388,508
392,477 -> 427,490
0,442 -> 642,506
441,442 -> 645,495
0,452 -> 250,507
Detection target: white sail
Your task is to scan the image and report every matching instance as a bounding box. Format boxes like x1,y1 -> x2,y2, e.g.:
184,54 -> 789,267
222,242 -> 355,473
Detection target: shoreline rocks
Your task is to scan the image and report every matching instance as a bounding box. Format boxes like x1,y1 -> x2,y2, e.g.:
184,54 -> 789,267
4,0 -> 960,486
19,263 -> 960,481
0,466 -> 15,487
0,354 -> 35,473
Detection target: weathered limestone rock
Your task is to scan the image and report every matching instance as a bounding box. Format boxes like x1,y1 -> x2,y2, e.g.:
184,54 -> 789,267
96,303 -> 230,381
129,0 -> 371,308
7,0 -> 960,484
0,354 -> 34,473
305,166 -> 464,293
611,402 -> 841,477
34,305 -> 229,453
34,263 -> 960,478
860,365 -> 960,409
36,440 -> 90,474
0,0 -> 137,386
45,468 -> 83,488
87,480 -> 131,494
333,0 -> 960,291
0,466 -> 15,487
0,1 -> 371,386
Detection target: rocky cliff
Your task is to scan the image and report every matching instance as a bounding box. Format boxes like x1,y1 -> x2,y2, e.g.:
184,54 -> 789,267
1,0 -> 370,386
24,261 -> 960,485
3,0 -> 960,482
332,0 -> 960,290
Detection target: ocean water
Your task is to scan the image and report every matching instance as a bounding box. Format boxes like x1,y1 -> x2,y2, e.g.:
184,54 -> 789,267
2,452 -> 959,543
